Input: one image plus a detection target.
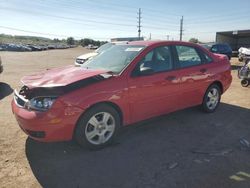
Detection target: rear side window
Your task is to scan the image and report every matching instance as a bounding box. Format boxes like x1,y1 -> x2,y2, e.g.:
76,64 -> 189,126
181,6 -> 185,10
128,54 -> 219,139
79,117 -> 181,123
175,45 -> 202,68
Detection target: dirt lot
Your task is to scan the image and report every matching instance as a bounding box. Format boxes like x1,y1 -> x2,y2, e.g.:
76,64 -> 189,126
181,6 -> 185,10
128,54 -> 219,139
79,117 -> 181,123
0,47 -> 249,188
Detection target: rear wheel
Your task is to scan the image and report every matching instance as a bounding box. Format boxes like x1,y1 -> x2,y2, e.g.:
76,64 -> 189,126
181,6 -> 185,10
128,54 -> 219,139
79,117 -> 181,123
74,104 -> 121,149
202,84 -> 221,113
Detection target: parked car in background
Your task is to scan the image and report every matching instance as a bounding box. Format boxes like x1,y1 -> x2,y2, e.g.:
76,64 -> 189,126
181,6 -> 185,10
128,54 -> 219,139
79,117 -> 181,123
199,44 -> 212,50
86,44 -> 99,50
0,43 -> 32,52
210,43 -> 232,60
12,41 -> 232,149
75,43 -> 114,66
0,57 -> 3,74
26,44 -> 43,51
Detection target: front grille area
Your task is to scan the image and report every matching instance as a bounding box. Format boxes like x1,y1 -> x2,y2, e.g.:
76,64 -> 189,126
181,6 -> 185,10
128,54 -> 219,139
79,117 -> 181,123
26,130 -> 46,138
15,94 -> 26,107
14,86 -> 29,108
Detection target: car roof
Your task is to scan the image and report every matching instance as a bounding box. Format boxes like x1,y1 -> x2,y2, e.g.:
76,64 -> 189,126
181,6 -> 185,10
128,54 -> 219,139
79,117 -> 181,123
212,43 -> 230,46
126,40 -> 198,47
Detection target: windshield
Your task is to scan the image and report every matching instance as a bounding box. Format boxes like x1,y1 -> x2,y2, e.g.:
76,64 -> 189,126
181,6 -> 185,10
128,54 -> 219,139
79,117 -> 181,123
82,45 -> 145,73
95,43 -> 113,53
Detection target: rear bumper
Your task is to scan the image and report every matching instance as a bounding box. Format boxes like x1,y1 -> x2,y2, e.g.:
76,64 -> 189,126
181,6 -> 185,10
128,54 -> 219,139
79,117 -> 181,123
11,99 -> 83,142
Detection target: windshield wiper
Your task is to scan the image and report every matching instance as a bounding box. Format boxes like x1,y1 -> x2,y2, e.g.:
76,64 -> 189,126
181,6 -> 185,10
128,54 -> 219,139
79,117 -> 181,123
98,71 -> 116,79
106,71 -> 117,76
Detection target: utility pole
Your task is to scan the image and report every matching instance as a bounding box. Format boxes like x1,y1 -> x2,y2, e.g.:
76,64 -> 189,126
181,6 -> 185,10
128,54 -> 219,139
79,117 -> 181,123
180,16 -> 184,41
137,8 -> 142,40
167,35 -> 169,40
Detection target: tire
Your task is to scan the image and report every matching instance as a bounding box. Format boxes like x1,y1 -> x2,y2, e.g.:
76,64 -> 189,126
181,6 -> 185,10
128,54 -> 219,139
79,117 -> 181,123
202,84 -> 221,113
241,79 -> 249,87
74,104 -> 121,149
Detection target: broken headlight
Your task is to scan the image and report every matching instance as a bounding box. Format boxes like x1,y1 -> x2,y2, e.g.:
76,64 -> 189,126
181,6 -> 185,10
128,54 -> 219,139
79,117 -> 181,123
27,97 -> 57,111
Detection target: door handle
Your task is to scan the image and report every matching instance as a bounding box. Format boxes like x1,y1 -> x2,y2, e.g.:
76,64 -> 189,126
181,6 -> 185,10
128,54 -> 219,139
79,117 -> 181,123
200,68 -> 207,73
165,76 -> 176,81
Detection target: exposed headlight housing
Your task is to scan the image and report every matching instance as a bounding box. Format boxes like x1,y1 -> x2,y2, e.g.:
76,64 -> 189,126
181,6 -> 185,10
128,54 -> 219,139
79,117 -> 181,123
26,97 -> 57,111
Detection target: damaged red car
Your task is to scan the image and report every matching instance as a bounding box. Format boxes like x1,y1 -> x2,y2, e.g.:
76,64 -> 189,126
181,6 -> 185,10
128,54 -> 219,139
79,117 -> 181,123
12,41 -> 232,149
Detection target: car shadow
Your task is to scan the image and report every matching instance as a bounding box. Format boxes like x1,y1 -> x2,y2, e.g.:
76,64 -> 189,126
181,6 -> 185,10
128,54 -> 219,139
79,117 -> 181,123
25,103 -> 250,188
0,82 -> 13,100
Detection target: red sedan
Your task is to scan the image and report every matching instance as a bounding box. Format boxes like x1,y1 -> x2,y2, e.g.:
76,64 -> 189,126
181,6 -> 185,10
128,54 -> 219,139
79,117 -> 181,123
12,41 -> 232,149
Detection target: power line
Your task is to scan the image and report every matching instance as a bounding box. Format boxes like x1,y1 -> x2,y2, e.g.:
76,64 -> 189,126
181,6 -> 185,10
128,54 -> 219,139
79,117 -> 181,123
0,26 -> 76,38
80,0 -> 182,16
187,10 -> 249,22
0,25 -> 110,40
59,0 -> 181,25
0,6 -> 179,31
186,16 -> 250,26
0,7 -> 136,28
12,0 -> 180,27
65,0 -> 248,25
2,1 -> 249,42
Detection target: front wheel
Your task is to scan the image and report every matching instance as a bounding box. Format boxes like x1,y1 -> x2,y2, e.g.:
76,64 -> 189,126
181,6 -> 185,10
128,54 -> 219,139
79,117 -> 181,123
74,104 -> 121,149
202,84 -> 221,113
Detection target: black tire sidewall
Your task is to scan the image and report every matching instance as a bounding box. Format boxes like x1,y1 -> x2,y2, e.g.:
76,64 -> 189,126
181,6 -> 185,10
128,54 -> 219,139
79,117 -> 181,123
241,79 -> 249,87
202,84 -> 221,113
74,104 -> 121,149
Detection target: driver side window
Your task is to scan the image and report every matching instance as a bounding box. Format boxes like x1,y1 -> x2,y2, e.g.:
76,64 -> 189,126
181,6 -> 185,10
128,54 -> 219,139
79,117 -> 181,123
140,46 -> 173,73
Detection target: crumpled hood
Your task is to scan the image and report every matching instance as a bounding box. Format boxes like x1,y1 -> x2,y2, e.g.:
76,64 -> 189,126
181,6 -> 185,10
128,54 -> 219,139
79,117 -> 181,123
21,65 -> 108,88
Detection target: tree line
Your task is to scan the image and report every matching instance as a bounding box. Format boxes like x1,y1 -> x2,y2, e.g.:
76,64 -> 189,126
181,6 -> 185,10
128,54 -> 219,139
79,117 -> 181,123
66,37 -> 107,47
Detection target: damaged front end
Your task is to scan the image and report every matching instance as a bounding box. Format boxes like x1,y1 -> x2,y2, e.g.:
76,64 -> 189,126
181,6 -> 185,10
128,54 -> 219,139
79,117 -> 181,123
14,86 -> 58,111
14,74 -> 110,112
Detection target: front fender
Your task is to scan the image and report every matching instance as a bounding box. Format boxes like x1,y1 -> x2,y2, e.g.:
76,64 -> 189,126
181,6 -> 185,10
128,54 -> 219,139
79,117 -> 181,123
59,78 -> 131,125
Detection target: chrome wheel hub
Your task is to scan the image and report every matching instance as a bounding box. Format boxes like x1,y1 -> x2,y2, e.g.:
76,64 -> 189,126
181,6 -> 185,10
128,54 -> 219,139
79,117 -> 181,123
85,112 -> 115,145
206,88 -> 219,110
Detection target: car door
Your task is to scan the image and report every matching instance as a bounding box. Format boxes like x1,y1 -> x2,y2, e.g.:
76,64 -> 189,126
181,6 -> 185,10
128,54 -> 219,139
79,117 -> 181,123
173,45 -> 211,109
127,45 -> 181,123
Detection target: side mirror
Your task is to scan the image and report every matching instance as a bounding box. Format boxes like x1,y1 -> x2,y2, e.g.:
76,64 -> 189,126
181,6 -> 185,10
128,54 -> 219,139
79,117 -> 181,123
140,66 -> 154,76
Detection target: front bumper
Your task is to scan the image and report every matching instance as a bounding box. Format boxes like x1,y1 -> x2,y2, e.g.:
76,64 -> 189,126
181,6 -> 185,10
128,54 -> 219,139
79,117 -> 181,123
11,99 -> 83,142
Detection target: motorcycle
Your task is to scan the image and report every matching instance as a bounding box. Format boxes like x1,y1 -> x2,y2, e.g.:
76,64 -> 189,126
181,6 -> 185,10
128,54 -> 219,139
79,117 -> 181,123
238,47 -> 250,62
238,47 -> 250,87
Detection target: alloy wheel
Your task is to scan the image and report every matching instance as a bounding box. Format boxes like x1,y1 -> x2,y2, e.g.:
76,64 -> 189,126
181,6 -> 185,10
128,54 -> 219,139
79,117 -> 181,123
85,112 -> 115,145
206,88 -> 219,110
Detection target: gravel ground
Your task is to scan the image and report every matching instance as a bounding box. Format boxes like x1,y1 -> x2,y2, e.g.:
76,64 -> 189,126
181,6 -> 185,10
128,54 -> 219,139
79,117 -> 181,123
0,48 -> 249,188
